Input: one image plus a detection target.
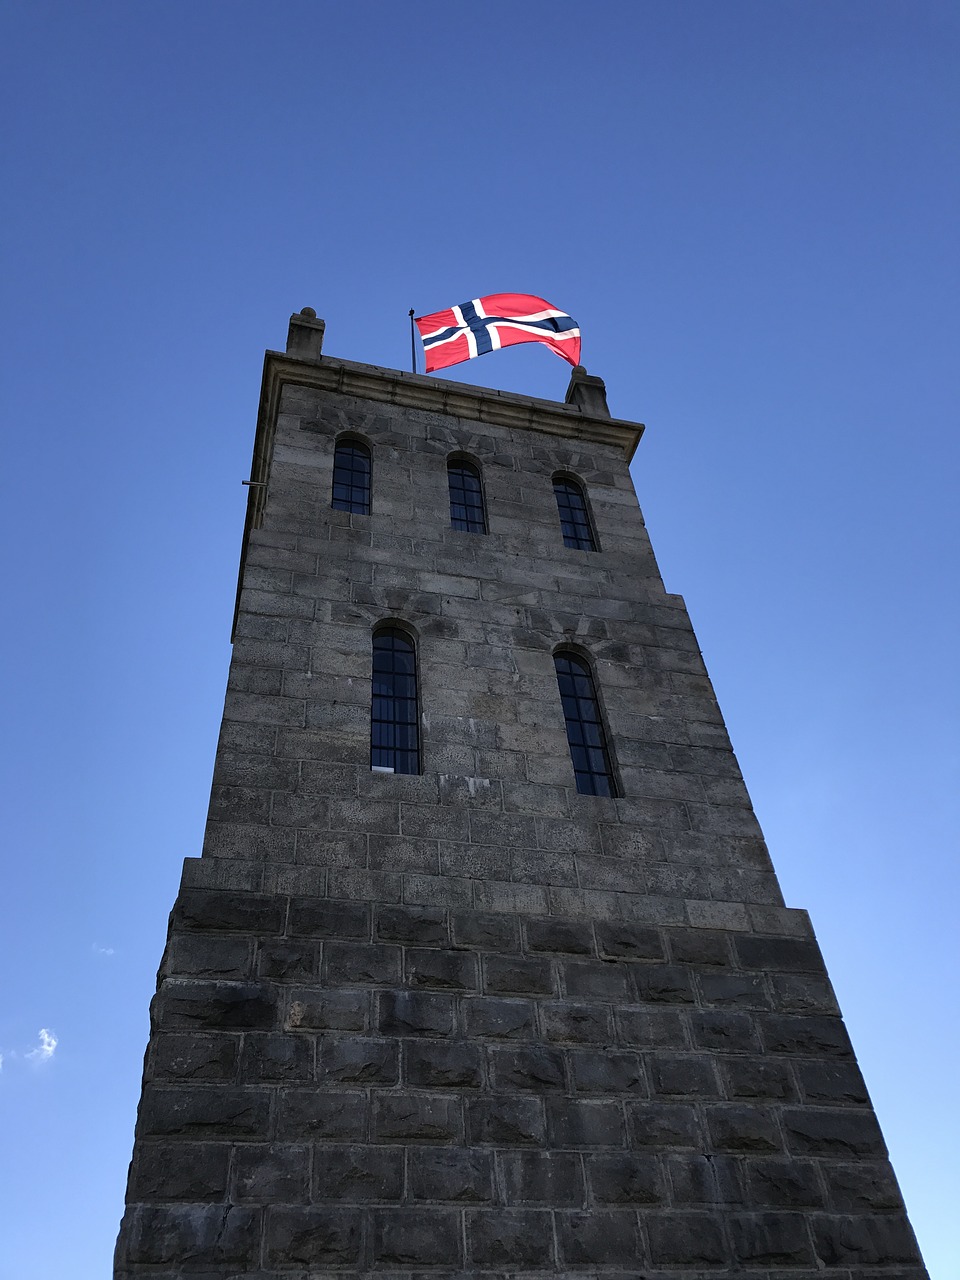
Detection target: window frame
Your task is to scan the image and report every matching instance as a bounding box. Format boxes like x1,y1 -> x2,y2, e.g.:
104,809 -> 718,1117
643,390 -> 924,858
553,648 -> 617,797
370,624 -> 421,775
447,455 -> 488,534
552,474 -> 598,551
331,436 -> 372,515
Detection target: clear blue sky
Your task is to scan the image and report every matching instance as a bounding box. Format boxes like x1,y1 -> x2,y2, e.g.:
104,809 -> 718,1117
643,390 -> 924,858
1,2 -> 957,1275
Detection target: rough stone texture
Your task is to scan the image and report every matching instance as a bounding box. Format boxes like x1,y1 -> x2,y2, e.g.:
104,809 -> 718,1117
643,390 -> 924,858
115,335 -> 927,1276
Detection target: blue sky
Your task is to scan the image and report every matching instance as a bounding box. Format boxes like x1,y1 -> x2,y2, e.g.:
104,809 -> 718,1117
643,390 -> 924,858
1,2 -> 957,1274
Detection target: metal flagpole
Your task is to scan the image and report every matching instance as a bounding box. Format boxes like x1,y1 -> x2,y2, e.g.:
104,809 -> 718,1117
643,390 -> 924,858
408,309 -> 417,374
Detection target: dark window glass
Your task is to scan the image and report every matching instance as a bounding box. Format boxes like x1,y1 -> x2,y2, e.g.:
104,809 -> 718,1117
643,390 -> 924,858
553,477 -> 596,551
371,628 -> 420,774
554,652 -> 615,797
448,460 -> 487,533
332,440 -> 371,514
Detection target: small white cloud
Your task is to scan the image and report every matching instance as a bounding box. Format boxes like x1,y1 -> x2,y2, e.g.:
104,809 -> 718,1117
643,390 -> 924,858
27,1029 -> 57,1064
0,1053 -> 4,1073
92,943 -> 115,956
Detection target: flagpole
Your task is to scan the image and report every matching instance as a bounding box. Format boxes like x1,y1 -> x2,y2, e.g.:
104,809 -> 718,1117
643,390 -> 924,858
408,309 -> 417,374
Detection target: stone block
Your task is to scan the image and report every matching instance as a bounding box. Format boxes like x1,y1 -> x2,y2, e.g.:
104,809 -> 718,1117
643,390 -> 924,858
239,1033 -> 314,1083
286,989 -> 370,1032
173,889 -> 284,935
627,1101 -> 699,1149
822,1161 -> 905,1213
631,964 -> 695,1004
562,959 -> 632,1002
810,1214 -> 923,1265
555,1210 -> 640,1265
149,1033 -> 239,1082
276,1089 -> 366,1141
595,920 -> 664,960
760,1014 -> 853,1058
770,972 -> 839,1014
524,917 -> 594,954
707,1104 -> 783,1153
616,1006 -> 687,1048
746,1157 -> 825,1209
405,946 -> 478,991
264,1206 -> 362,1266
372,1208 -> 463,1267
467,1095 -> 545,1146
128,1141 -> 231,1201
257,939 -> 317,982
735,935 -> 826,973
499,1151 -> 584,1206
649,1052 -> 721,1098
796,1060 -> 869,1105
546,1099 -> 624,1148
373,1094 -> 461,1143
319,1036 -> 399,1085
489,1045 -> 566,1092
164,934 -> 253,979
483,953 -> 554,996
233,1143 -> 310,1203
729,1211 -> 816,1264
139,1085 -> 271,1139
690,1010 -> 761,1053
587,1153 -> 661,1204
399,1039 -> 481,1089
647,1211 -> 728,1263
287,898 -> 369,938
451,909 -> 520,952
721,1056 -> 795,1100
462,996 -> 536,1040
782,1107 -> 887,1157
698,971 -> 770,1009
313,1146 -> 404,1202
541,1000 -> 612,1044
569,1048 -> 646,1095
324,941 -> 401,986
376,904 -> 448,946
117,1205 -> 259,1265
410,1147 -> 493,1202
378,991 -> 455,1037
466,1207 -> 555,1267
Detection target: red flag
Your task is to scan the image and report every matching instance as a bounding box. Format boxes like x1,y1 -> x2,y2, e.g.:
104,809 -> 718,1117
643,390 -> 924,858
415,294 -> 581,373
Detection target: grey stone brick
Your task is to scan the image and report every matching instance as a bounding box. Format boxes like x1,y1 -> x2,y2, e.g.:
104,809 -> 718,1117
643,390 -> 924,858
376,904 -> 448,946
265,1206 -> 362,1266
287,989 -> 370,1032
324,940 -> 401,986
149,1033 -> 238,1082
707,1104 -> 783,1153
405,946 -> 478,991
500,1151 -> 584,1206
240,1033 -> 314,1083
556,1210 -> 640,1265
450,909 -> 520,952
139,1085 -> 271,1139
288,897 -> 369,938
698,971 -> 770,1009
796,1060 -> 869,1105
462,996 -> 536,1040
277,1089 -> 366,1141
666,927 -> 732,965
747,1157 -> 825,1209
483,953 -> 553,996
525,917 -> 594,954
690,1010 -> 761,1053
410,1147 -> 493,1202
319,1036 -> 399,1085
810,1213 -> 923,1265
541,1000 -> 612,1045
378,991 -> 455,1037
735,935 -> 826,973
467,1095 -> 545,1145
489,1045 -> 566,1092
174,889 -> 285,935
403,1039 -> 483,1089
782,1107 -> 887,1157
372,1207 -> 462,1267
373,1094 -> 461,1143
128,1141 -> 231,1201
595,920 -> 664,960
588,1153 -> 661,1204
562,959 -> 632,1002
822,1161 -> 905,1213
616,1006 -> 687,1048
164,934 -> 253,979
234,1144 -> 310,1203
257,939 -> 317,982
154,979 -> 278,1033
117,1205 -> 259,1265
647,1211 -> 728,1263
466,1208 -> 555,1267
569,1048 -> 646,1095
730,1211 -> 816,1264
631,963 -> 696,1004
313,1146 -> 404,1202
546,1098 -> 624,1148
760,1014 -> 854,1058
721,1056 -> 796,1100
627,1101 -> 699,1149
649,1052 -> 721,1098
770,972 -> 839,1014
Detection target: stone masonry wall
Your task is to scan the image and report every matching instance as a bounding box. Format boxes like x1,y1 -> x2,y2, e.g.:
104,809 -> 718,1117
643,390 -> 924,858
115,360 -> 927,1276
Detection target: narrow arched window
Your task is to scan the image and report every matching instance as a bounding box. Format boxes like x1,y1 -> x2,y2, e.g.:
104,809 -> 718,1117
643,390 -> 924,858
371,627 -> 420,774
447,459 -> 487,533
332,439 -> 371,514
554,651 -> 616,796
553,477 -> 596,551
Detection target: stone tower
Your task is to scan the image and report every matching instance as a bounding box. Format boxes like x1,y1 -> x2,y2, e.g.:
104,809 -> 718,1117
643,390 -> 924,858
115,309 -> 928,1276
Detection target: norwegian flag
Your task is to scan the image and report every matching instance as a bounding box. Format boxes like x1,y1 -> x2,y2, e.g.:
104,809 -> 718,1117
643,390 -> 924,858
414,293 -> 581,373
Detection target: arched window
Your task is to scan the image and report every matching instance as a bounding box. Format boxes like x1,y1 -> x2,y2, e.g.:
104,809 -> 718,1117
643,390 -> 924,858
552,476 -> 596,551
332,439 -> 371,514
371,627 -> 420,774
447,458 -> 487,534
554,651 -> 616,797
